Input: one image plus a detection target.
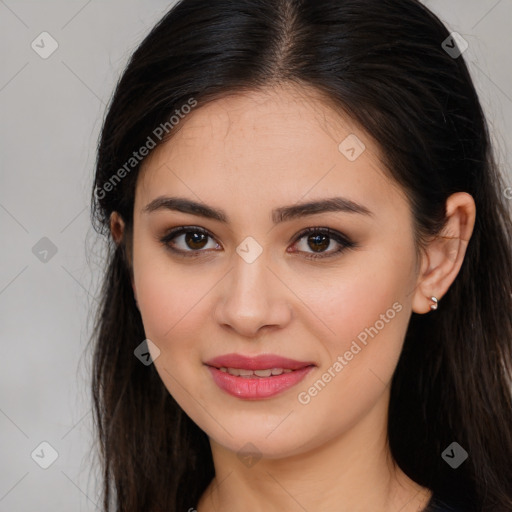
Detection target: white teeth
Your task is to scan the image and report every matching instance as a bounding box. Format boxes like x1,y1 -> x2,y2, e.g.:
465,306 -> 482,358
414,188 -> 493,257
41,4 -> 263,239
254,369 -> 272,377
220,367 -> 294,377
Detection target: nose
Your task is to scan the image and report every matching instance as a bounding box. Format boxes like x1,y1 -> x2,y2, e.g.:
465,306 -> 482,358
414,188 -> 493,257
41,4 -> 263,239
213,248 -> 293,338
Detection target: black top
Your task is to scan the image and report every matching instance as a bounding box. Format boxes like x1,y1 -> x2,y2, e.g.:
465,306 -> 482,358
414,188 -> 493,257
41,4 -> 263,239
425,494 -> 469,512
196,492 -> 470,511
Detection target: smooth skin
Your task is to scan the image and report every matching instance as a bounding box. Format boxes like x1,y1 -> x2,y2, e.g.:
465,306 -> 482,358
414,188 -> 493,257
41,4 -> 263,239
110,83 -> 476,512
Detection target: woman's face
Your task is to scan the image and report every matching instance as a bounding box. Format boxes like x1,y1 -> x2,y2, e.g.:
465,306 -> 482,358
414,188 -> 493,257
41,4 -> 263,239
130,83 -> 421,458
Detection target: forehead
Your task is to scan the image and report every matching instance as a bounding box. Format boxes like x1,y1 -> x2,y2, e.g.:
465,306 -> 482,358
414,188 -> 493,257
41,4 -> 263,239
154,84 -> 368,163
135,84 -> 411,228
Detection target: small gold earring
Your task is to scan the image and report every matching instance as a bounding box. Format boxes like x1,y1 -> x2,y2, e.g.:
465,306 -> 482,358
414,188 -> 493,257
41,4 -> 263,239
429,296 -> 438,311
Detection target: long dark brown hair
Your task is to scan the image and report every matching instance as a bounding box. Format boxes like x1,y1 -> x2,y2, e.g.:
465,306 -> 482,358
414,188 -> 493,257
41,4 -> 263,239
88,0 -> 512,510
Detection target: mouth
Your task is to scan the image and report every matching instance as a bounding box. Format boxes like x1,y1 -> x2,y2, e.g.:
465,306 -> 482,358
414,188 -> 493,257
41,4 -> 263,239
204,353 -> 316,399
215,367 -> 296,377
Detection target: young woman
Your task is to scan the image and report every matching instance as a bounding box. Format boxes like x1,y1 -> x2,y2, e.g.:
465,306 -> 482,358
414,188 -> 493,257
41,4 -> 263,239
89,0 -> 512,511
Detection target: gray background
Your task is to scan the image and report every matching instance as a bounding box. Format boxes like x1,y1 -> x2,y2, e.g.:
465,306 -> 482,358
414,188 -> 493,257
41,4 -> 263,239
1,1 -> 511,510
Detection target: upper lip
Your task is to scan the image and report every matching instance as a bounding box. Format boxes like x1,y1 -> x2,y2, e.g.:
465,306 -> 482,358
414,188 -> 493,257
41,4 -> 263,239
205,353 -> 315,371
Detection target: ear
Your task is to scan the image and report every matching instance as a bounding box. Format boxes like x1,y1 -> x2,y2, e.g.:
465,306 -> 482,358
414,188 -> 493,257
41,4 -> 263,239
412,192 -> 476,314
110,211 -> 138,306
110,211 -> 125,245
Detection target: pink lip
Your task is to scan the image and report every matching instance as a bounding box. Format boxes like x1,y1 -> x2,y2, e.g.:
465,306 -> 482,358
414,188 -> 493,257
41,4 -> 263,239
207,366 -> 314,399
204,353 -> 316,399
205,353 -> 315,371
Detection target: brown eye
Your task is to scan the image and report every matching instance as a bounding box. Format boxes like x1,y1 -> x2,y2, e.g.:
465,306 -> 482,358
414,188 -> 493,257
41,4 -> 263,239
290,227 -> 355,260
184,231 -> 208,250
159,225 -> 355,260
307,233 -> 330,252
160,226 -> 220,255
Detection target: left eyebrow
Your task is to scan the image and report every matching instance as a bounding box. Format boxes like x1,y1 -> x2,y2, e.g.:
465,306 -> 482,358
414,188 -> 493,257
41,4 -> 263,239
272,196 -> 373,223
142,196 -> 373,224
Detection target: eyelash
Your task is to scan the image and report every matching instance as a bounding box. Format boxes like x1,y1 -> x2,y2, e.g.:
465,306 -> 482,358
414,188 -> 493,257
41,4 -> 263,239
158,226 -> 356,260
160,226 -> 357,260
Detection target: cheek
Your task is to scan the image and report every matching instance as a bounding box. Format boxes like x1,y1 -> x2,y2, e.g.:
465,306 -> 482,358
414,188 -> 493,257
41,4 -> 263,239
136,270 -> 214,345
132,229 -> 217,340
313,255 -> 411,331
300,244 -> 416,388
292,267 -> 412,438
133,255 -> 213,403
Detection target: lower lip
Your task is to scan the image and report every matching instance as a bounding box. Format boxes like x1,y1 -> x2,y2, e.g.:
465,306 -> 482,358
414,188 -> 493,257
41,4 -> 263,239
206,365 -> 314,399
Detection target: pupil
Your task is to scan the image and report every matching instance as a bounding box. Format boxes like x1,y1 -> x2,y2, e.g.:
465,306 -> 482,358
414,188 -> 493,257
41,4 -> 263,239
186,232 -> 207,250
309,234 -> 329,252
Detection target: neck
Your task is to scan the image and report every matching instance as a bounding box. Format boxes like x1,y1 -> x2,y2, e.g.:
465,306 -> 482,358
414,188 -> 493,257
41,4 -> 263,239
197,389 -> 432,512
